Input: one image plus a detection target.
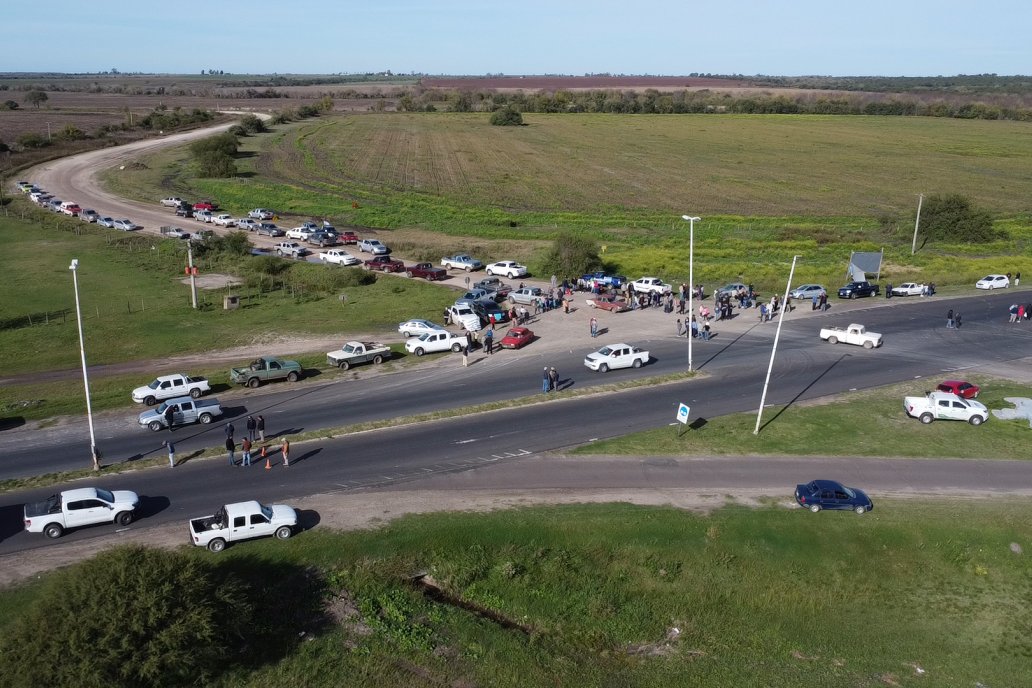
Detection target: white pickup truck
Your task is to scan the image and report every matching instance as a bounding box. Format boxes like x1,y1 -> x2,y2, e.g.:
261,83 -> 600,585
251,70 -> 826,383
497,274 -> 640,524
326,341 -> 393,370
24,487 -> 139,539
189,501 -> 298,552
631,277 -> 672,295
132,373 -> 211,405
819,323 -> 883,349
890,282 -> 928,297
904,391 -> 989,425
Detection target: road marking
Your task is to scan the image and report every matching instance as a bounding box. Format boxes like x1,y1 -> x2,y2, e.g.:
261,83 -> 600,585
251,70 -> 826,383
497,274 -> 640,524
455,439 -> 476,444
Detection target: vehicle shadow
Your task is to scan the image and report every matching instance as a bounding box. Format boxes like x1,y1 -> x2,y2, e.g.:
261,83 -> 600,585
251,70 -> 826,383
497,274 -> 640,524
0,503 -> 25,543
0,416 -> 26,432
134,495 -> 171,521
296,509 -> 321,531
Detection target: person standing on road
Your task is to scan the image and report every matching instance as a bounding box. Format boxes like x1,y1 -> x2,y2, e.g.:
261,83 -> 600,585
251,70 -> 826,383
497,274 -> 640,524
955,312 -> 963,328
462,344 -> 469,367
702,322 -> 711,341
946,308 -> 956,328
591,317 -> 599,338
256,415 -> 265,443
675,319 -> 683,337
484,326 -> 494,355
281,437 -> 290,467
548,366 -> 559,392
1016,272 -> 1021,286
226,436 -> 236,466
164,404 -> 175,432
246,415 -> 257,441
241,437 -> 252,467
164,440 -> 175,468
542,367 -> 550,393
690,315 -> 698,338
225,421 -> 235,442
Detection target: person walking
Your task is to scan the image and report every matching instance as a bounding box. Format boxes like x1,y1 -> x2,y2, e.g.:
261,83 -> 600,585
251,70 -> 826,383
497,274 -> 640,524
224,421 -> 235,442
484,326 -> 494,355
1016,272 -> 1021,287
256,415 -> 265,443
241,437 -> 252,467
591,317 -> 599,338
702,322 -> 711,341
164,440 -> 175,468
462,343 -> 469,367
955,312 -> 963,328
246,415 -> 257,441
542,366 -> 550,393
280,437 -> 290,467
548,366 -> 559,392
164,403 -> 175,432
225,436 -> 236,466
946,308 -> 955,328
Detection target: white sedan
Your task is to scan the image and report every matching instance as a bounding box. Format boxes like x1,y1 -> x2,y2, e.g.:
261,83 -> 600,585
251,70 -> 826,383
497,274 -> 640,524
486,261 -> 528,278
583,343 -> 650,373
113,219 -> 140,231
789,284 -> 825,300
320,249 -> 361,266
405,330 -> 467,356
212,214 -> 236,227
398,319 -> 446,337
975,274 -> 1010,290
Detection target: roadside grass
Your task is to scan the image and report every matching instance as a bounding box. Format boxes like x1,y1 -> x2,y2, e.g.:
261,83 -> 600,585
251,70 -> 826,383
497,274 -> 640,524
4,501 -> 1030,687
0,215 -> 457,377
576,376 -> 1032,459
98,112 -> 1032,291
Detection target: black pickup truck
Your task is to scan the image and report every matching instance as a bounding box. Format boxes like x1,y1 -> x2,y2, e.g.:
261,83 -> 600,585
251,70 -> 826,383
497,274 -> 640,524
837,281 -> 880,299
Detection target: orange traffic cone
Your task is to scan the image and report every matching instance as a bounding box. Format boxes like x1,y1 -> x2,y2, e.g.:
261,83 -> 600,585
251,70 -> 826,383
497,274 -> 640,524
262,446 -> 271,470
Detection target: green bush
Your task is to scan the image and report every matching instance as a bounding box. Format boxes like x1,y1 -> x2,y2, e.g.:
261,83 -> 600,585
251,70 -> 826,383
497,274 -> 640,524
490,106 -> 524,126
0,546 -> 251,688
538,233 -> 602,278
240,114 -> 267,134
16,132 -> 49,149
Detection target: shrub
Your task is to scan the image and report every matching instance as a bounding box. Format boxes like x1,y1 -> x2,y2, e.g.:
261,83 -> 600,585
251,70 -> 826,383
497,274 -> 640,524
239,114 -> 267,134
57,125 -> 87,141
538,233 -> 603,278
0,100 -> 18,110
490,106 -> 524,126
16,132 -> 49,149
919,193 -> 1001,244
0,546 -> 251,688
195,150 -> 236,178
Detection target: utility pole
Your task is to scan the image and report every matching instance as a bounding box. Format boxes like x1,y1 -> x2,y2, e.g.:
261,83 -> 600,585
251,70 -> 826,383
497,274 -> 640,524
754,255 -> 800,435
681,215 -> 700,370
911,193 -> 923,255
187,242 -> 198,309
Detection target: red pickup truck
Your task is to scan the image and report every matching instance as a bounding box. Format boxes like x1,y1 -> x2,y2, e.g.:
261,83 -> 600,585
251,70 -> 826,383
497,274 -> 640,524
339,231 -> 359,245
405,262 -> 448,281
364,255 -> 405,273
193,200 -> 219,211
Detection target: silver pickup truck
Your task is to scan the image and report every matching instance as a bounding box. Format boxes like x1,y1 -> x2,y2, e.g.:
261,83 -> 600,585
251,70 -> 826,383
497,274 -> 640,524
138,396 -> 224,432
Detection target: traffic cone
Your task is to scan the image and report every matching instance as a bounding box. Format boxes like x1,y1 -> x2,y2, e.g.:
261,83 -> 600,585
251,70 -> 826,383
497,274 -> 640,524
262,446 -> 270,470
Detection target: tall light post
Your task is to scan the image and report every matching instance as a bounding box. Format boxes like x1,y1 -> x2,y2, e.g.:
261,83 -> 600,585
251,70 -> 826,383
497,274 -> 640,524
681,215 -> 700,370
911,193 -> 923,255
69,259 -> 100,470
754,255 -> 800,435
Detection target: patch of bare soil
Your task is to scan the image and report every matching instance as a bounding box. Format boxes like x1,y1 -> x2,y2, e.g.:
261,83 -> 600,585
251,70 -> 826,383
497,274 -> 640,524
180,273 -> 243,289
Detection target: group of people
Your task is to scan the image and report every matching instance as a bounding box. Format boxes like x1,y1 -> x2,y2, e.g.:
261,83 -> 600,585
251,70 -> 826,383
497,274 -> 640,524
541,366 -> 560,392
1007,303 -> 1031,323
674,316 -> 712,340
162,415 -> 292,469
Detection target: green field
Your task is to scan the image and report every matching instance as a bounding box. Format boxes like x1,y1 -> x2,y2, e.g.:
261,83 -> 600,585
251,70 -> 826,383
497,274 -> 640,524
101,113 -> 1032,290
2,502 -> 1029,687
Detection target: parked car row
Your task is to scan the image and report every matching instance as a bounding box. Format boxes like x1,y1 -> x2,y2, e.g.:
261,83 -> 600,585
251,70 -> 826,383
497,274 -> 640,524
22,182 -> 142,230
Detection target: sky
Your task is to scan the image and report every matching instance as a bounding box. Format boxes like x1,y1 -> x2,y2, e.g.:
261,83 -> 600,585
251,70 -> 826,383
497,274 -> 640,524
2,0 -> 1029,76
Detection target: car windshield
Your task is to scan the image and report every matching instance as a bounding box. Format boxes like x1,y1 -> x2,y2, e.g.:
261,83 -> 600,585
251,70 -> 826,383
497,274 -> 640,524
417,333 -> 433,341
260,503 -> 273,519
95,488 -> 115,503
597,347 -> 614,356
843,487 -> 857,499
147,380 -> 161,390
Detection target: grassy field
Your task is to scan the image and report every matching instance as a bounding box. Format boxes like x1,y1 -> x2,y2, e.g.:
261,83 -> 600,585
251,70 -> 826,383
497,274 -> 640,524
100,113 -> 1032,291
0,214 -> 456,379
577,376 -> 1032,459
3,502 -> 1030,687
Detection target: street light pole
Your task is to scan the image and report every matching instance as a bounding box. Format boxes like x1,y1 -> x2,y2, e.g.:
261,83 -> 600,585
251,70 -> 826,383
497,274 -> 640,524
681,215 -> 700,370
69,259 -> 100,470
187,242 -> 198,309
911,193 -> 923,255
46,121 -> 52,142
754,255 -> 800,435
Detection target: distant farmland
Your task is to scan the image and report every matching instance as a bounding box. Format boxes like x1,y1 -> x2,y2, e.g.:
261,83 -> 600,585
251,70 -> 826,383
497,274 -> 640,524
250,113 -> 1032,219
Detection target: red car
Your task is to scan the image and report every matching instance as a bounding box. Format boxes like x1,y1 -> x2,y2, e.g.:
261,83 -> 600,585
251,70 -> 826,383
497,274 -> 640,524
499,327 -> 534,349
193,200 -> 218,211
339,231 -> 359,245
586,294 -> 631,313
937,380 -> 980,399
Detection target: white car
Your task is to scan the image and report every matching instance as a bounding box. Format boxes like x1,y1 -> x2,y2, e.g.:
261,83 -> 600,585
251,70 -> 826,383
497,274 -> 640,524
160,197 -> 184,207
631,277 -> 672,295
486,261 -> 528,278
398,319 -> 446,337
975,274 -> 1010,290
405,330 -> 467,356
212,214 -> 236,227
583,343 -> 650,372
320,249 -> 361,266
237,219 -> 260,231
789,284 -> 825,300
113,219 -> 140,231
359,239 -> 389,254
248,208 -> 274,220
97,217 -> 116,228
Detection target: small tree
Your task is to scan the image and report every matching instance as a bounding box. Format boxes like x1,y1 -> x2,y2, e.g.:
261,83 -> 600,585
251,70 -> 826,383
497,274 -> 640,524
539,233 -> 603,278
490,106 -> 524,126
17,132 -> 49,149
0,100 -> 18,110
919,193 -> 1000,244
0,546 -> 252,688
239,114 -> 266,134
24,90 -> 48,109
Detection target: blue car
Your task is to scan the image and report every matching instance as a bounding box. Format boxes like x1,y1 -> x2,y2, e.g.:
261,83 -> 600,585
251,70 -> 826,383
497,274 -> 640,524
794,479 -> 873,514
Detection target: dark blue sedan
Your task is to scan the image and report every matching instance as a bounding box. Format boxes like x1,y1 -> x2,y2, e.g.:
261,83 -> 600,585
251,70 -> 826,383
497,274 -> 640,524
795,480 -> 873,514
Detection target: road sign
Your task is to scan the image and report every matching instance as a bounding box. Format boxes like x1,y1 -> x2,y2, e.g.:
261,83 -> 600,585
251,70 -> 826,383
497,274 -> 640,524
676,403 -> 690,425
